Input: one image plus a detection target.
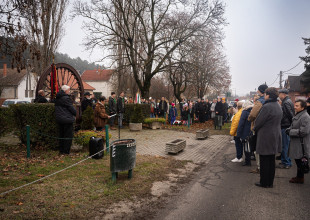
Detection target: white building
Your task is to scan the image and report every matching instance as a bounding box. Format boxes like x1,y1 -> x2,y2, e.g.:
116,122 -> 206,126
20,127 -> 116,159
81,69 -> 114,98
0,64 -> 37,101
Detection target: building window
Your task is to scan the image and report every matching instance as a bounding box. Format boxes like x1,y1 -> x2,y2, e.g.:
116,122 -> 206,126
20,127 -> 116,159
25,90 -> 28,97
29,90 -> 34,98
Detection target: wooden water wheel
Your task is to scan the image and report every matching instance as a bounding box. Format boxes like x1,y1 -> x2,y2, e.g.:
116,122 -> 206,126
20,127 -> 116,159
36,63 -> 84,101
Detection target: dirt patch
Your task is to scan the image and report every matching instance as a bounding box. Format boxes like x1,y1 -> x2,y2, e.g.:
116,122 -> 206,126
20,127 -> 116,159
96,162 -> 200,219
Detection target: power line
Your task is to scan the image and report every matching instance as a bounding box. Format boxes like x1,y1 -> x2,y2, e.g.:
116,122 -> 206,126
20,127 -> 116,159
282,61 -> 303,73
268,74 -> 279,86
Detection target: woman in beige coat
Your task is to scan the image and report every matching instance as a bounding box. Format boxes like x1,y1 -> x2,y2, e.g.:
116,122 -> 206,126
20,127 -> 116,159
287,99 -> 310,184
94,96 -> 110,131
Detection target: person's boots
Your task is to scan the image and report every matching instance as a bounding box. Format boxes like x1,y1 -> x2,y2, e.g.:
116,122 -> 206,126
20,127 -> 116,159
289,177 -> 304,184
242,151 -> 251,166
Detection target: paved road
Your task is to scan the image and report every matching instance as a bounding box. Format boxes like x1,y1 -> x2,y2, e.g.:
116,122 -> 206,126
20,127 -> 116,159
109,128 -> 230,163
153,140 -> 310,220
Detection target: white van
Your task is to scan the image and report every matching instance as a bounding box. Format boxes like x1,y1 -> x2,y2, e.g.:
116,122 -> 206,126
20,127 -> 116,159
1,99 -> 31,107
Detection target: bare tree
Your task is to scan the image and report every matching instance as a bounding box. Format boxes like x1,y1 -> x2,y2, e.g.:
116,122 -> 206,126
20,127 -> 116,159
0,0 -> 34,71
24,0 -> 68,76
188,36 -> 230,98
73,0 -> 226,98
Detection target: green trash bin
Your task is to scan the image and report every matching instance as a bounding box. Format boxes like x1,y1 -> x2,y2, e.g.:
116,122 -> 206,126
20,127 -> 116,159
110,139 -> 136,181
214,115 -> 222,130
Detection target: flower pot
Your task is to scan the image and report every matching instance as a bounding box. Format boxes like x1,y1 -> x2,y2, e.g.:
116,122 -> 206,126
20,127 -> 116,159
129,123 -> 143,131
196,129 -> 210,139
151,121 -> 162,129
165,139 -> 186,154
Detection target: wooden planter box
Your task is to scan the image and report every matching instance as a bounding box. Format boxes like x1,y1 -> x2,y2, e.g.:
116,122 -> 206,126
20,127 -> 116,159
196,129 -> 209,139
129,123 -> 142,131
151,121 -> 162,129
165,139 -> 186,154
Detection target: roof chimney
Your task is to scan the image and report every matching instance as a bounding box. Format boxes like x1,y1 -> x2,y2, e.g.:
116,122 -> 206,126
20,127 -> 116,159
3,63 -> 7,77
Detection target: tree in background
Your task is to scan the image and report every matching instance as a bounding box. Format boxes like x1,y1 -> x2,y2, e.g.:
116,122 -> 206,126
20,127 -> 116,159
0,0 -> 34,71
23,0 -> 68,76
73,0 -> 226,98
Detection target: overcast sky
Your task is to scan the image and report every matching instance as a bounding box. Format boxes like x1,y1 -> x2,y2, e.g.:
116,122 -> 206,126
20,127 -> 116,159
59,0 -> 310,96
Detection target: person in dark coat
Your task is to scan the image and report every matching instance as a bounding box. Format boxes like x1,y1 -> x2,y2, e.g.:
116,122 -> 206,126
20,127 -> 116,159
169,103 -> 177,124
287,99 -> 310,184
158,97 -> 168,118
34,90 -> 48,103
306,97 -> 310,115
194,99 -> 200,120
237,101 -> 254,166
108,92 -> 117,130
215,98 -> 224,116
55,85 -> 76,155
253,87 -> 282,188
81,92 -> 93,112
117,91 -> 125,128
197,99 -> 207,123
278,88 -> 295,168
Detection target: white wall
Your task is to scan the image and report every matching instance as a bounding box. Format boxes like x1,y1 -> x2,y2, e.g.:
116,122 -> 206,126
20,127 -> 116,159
85,81 -> 113,98
17,73 -> 37,100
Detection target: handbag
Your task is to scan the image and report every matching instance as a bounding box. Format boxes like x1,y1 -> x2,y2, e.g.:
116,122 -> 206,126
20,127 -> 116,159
300,138 -> 309,174
243,139 -> 251,153
248,133 -> 257,152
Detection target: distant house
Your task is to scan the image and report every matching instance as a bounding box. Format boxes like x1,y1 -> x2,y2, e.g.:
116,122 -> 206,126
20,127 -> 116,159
0,64 -> 95,104
0,64 -> 36,101
284,75 -> 310,102
81,69 -> 114,98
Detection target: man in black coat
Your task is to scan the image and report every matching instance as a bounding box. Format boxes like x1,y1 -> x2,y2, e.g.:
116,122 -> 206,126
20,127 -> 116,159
34,90 -> 48,103
108,92 -> 117,130
197,99 -> 207,123
278,89 -> 295,168
55,85 -> 76,155
81,92 -> 93,112
158,97 -> 168,118
117,91 -> 125,128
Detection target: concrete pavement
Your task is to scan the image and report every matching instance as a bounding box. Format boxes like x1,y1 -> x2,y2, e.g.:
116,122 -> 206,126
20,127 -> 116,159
109,128 -> 231,163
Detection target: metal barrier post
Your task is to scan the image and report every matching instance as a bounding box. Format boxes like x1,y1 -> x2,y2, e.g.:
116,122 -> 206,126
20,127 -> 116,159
105,125 -> 109,153
26,125 -> 30,158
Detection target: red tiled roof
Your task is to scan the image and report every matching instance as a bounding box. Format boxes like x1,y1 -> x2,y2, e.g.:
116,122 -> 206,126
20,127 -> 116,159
83,81 -> 95,90
81,69 -> 113,81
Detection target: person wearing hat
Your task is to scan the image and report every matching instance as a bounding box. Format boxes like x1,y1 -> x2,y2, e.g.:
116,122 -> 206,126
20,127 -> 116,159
248,84 -> 268,173
81,91 -> 93,112
277,88 -> 294,169
169,103 -> 178,125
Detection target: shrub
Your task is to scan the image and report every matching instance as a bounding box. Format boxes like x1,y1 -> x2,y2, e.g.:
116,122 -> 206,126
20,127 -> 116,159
0,107 -> 14,136
130,104 -> 144,123
10,103 -> 59,148
144,117 -> 166,124
124,104 -> 150,124
81,106 -> 94,130
74,130 -> 112,148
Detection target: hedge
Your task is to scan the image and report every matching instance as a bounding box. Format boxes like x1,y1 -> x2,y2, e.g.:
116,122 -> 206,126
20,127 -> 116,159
3,103 -> 150,148
10,103 -> 59,148
0,107 -> 14,136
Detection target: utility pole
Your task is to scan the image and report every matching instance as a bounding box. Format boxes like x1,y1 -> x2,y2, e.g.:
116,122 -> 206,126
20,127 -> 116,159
279,71 -> 283,89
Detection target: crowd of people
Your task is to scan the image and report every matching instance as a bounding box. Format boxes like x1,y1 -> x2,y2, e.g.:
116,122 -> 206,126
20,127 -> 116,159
229,84 -> 310,188
42,83 -> 310,186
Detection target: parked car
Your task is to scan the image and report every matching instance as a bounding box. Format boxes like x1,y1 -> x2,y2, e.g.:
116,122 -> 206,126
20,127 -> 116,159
1,99 -> 31,107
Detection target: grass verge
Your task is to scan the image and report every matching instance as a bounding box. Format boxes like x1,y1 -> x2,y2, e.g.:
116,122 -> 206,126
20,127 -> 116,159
0,144 -> 188,219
